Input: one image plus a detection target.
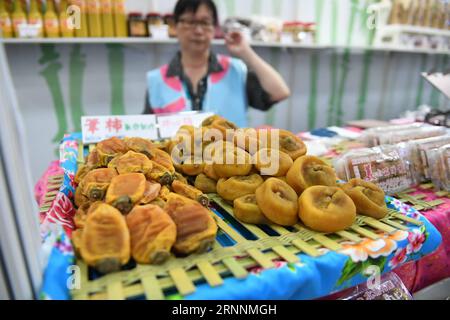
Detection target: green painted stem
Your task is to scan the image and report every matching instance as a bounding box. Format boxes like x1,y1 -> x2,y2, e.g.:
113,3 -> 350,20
377,52 -> 393,119
39,44 -> 68,143
306,0 -> 324,129
327,52 -> 339,126
330,0 -> 338,45
107,44 -> 126,115
334,0 -> 359,126
286,53 -> 298,131
335,50 -> 351,126
415,54 -> 428,108
429,55 -> 442,109
438,55 -> 449,108
251,0 -> 262,15
402,56 -> 418,112
224,0 -> 236,17
315,0 -> 325,44
69,44 -> 86,132
327,0 -> 339,126
265,48 -> 281,126
357,50 -> 374,120
357,0 -> 376,120
308,54 -> 319,130
272,0 -> 282,17
386,53 -> 402,119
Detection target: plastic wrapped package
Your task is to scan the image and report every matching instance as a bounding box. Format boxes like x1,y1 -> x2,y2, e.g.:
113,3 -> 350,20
429,144 -> 450,191
404,135 -> 450,184
338,272 -> 413,300
360,123 -> 425,147
377,125 -> 446,145
334,145 -> 414,194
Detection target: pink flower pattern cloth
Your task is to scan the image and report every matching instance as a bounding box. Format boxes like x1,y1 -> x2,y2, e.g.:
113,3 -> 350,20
393,186 -> 450,292
34,160 -> 64,208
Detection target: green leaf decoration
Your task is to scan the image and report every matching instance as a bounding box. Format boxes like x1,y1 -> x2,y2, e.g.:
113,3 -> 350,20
167,294 -> 184,300
287,263 -> 297,273
337,254 -> 389,288
336,259 -> 363,287
419,225 -> 426,234
361,257 -> 386,276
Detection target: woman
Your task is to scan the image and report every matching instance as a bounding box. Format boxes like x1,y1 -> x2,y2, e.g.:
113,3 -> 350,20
143,0 -> 290,127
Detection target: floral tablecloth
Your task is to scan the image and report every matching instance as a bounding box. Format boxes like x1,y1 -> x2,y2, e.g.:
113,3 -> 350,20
300,125 -> 450,294
37,133 -> 443,300
393,186 -> 450,293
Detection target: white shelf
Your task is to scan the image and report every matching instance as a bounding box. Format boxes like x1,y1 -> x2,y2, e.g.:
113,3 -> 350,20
348,45 -> 450,55
373,24 -> 450,54
0,37 -> 328,49
0,37 -> 448,54
0,37 -> 180,44
381,24 -> 450,37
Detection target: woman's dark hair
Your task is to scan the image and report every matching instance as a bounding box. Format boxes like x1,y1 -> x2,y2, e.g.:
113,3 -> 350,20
174,0 -> 219,26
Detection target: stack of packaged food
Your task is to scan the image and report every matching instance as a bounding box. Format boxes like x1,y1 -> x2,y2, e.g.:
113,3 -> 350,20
336,122 -> 450,193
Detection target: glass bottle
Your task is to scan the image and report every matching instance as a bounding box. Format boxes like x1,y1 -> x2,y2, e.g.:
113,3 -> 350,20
28,0 -> 43,37
0,0 -> 13,38
44,0 -> 60,37
100,0 -> 113,37
71,0 -> 88,37
113,0 -> 127,37
86,0 -> 101,37
59,0 -> 73,37
11,0 -> 26,38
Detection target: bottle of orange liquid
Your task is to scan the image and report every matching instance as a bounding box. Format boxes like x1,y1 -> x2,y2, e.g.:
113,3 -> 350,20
0,0 -> 13,38
28,0 -> 43,37
113,0 -> 127,37
100,0 -> 113,37
70,0 -> 88,37
44,0 -> 60,37
59,0 -> 73,37
5,0 -> 12,13
86,0 -> 101,37
19,0 -> 26,12
11,0 -> 26,37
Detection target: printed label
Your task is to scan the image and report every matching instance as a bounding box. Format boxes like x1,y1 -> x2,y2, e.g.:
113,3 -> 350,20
353,280 -> 412,300
82,115 -> 158,144
45,19 -> 59,30
350,151 -> 410,193
353,165 -> 361,179
0,17 -> 12,28
28,18 -> 42,25
13,17 -> 26,27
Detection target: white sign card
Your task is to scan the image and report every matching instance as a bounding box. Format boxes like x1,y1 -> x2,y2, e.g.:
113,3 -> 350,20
81,115 -> 158,144
157,112 -> 214,139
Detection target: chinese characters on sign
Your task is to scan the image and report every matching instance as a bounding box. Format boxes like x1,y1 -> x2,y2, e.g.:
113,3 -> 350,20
81,115 -> 158,144
81,113 -> 214,143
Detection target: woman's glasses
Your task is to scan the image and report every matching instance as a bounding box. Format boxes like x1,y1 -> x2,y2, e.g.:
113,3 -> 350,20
178,18 -> 215,30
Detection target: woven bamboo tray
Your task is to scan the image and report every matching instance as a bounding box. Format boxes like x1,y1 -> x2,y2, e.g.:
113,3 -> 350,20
41,141 -> 430,300
67,194 -> 424,300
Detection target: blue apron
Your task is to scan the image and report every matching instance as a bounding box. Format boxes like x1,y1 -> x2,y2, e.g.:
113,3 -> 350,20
147,54 -> 249,128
